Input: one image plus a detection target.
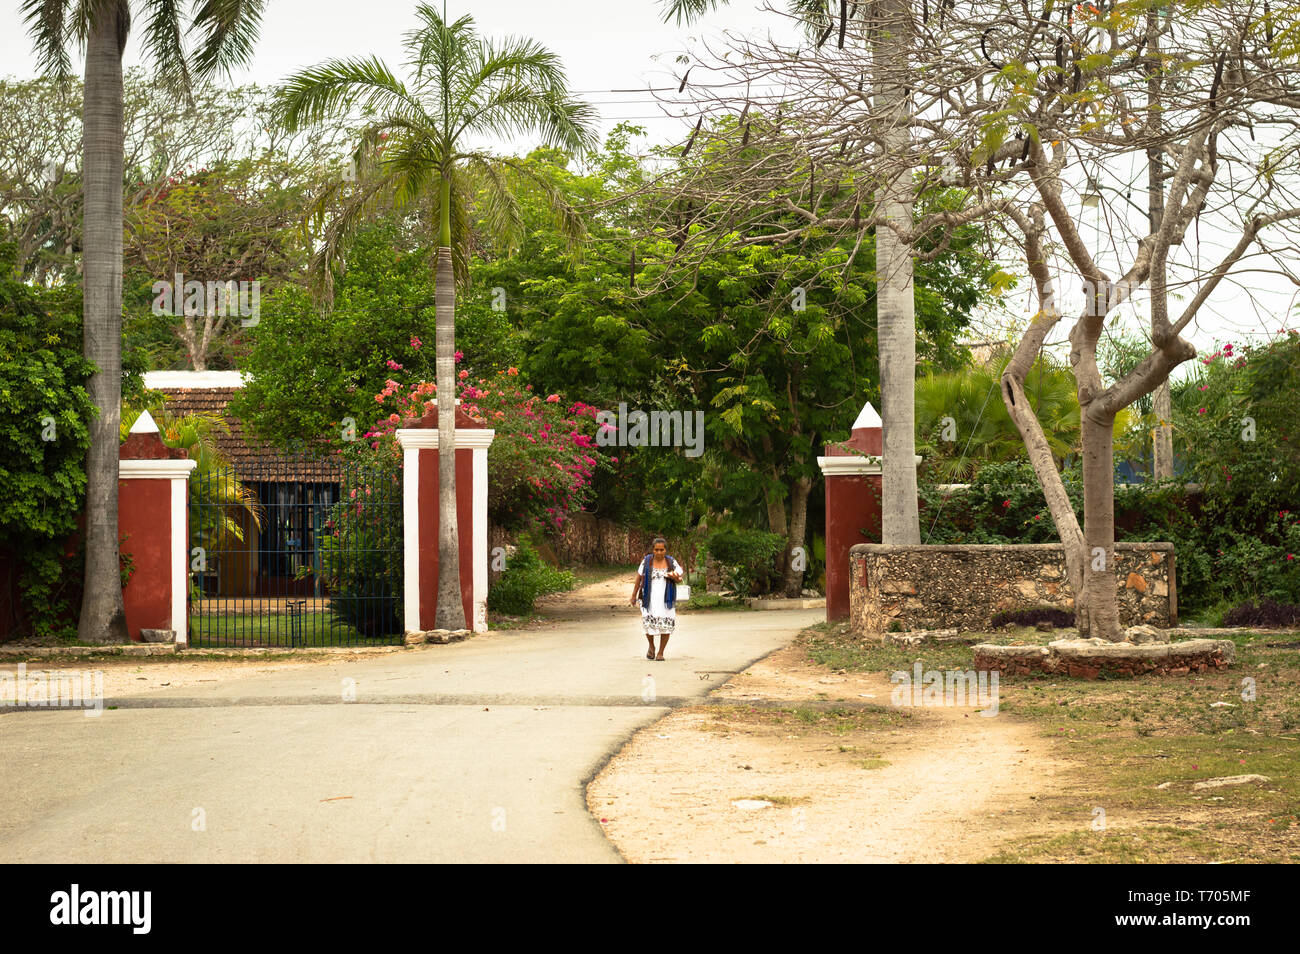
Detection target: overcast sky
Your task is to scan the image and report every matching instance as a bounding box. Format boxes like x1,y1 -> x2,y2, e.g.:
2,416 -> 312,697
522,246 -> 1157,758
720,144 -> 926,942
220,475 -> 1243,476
2,0 -> 1296,365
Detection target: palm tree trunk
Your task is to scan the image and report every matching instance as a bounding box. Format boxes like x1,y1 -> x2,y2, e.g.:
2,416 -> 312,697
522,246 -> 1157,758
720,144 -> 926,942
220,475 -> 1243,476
874,0 -> 920,544
434,243 -> 466,630
78,11 -> 130,645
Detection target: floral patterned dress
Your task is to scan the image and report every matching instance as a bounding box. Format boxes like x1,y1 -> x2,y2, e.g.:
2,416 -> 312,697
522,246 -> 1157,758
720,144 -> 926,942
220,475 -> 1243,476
638,560 -> 678,635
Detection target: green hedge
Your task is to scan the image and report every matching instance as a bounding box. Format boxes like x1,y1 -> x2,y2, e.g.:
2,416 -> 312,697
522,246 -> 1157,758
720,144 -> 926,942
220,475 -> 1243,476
705,527 -> 785,597
487,540 -> 575,616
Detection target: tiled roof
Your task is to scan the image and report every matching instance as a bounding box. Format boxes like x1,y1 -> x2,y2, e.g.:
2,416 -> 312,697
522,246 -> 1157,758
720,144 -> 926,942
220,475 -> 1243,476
151,385 -> 341,481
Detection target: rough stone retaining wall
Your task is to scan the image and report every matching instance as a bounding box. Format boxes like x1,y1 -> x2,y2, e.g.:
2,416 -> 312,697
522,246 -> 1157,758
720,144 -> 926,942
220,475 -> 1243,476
488,515 -> 705,583
849,542 -> 1176,634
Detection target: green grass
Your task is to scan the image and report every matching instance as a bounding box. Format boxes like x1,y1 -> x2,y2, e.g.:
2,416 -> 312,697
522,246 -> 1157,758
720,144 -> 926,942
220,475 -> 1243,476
188,611 -> 401,647
795,621 -> 1300,863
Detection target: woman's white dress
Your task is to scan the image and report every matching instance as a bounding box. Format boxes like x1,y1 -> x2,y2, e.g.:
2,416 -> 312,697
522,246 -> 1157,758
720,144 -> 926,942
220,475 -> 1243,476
639,561 -> 677,634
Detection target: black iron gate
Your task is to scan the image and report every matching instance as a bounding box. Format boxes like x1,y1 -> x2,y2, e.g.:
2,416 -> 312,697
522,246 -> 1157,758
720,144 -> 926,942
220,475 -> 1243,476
189,453 -> 404,647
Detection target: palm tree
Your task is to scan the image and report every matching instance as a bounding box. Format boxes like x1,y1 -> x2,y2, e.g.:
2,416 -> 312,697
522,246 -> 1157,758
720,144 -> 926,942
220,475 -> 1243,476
276,4 -> 596,630
23,1 -> 268,643
915,354 -> 1133,482
663,0 -> 921,543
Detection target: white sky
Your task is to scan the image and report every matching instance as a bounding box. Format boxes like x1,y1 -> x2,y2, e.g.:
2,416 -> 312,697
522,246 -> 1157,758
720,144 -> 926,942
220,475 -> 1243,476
3,0 -> 1296,366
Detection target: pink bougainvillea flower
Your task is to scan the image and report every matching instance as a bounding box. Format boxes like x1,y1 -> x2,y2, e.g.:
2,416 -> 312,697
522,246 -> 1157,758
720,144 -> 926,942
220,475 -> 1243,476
388,413 -> 400,424
1198,384 -> 1208,391
507,367 -> 519,376
454,350 -> 464,362
386,359 -> 403,371
1198,407 -> 1207,414
1002,500 -> 1011,508
546,394 -> 560,403
458,370 -> 469,380
409,336 -> 422,349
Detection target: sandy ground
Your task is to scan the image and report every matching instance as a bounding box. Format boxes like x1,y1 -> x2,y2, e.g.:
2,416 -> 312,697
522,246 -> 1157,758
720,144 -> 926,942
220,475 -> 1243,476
0,654 -> 345,700
587,644 -> 1075,863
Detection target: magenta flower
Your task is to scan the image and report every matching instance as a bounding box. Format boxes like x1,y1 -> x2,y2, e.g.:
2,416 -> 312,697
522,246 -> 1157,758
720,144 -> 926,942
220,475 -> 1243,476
546,394 -> 560,403
409,336 -> 422,349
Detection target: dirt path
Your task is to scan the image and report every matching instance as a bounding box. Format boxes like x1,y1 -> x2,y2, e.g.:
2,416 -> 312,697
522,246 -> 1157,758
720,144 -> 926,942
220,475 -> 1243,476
588,643 -> 1074,863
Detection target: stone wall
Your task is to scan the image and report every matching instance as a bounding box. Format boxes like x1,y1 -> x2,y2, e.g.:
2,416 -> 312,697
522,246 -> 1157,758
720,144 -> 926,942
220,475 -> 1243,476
973,638 -> 1233,679
848,543 -> 1176,634
487,515 -> 703,584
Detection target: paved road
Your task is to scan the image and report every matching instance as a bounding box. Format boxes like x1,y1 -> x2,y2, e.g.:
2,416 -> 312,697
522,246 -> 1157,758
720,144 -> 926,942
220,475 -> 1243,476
0,601 -> 819,863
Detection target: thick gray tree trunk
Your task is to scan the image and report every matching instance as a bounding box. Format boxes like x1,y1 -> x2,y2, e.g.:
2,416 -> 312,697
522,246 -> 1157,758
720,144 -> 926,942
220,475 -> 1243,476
434,245 -> 466,630
873,0 -> 920,544
77,11 -> 130,645
781,475 -> 812,597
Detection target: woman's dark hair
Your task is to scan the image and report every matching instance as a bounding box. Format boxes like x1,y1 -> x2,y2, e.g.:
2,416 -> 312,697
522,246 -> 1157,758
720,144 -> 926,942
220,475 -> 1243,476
652,537 -> 667,547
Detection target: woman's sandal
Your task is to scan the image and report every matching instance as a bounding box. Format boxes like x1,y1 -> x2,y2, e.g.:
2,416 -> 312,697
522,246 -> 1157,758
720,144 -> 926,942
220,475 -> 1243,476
646,649 -> 655,659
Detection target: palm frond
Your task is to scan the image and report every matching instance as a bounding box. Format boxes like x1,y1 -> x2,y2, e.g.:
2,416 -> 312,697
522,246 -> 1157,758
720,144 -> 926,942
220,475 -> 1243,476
275,56 -> 421,133
141,0 -> 193,93
660,0 -> 729,25
21,0 -> 74,78
188,0 -> 267,79
491,154 -> 588,254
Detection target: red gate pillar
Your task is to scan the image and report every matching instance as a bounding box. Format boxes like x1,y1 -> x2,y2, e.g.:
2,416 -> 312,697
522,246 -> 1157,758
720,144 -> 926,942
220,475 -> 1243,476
818,402 -> 884,622
118,411 -> 196,644
395,403 -> 495,635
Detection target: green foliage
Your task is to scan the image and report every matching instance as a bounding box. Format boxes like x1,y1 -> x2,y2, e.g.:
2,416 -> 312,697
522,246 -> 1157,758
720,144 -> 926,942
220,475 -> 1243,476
1157,335 -> 1300,613
916,350 -> 1133,482
706,527 -> 786,597
487,539 -> 575,616
919,460 -> 1084,545
0,244 -> 94,638
231,225 -> 440,447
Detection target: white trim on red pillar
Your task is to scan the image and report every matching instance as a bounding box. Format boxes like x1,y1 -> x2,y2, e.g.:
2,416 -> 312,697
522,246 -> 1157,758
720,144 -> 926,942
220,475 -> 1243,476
395,426 -> 496,635
118,457 -> 198,646
400,441 -> 421,634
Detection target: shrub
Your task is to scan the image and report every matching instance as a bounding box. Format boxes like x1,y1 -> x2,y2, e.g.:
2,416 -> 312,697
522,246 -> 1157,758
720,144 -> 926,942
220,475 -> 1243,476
1221,599 -> 1300,628
0,246 -> 94,640
989,606 -> 1075,629
487,540 -> 575,616
706,527 -> 785,597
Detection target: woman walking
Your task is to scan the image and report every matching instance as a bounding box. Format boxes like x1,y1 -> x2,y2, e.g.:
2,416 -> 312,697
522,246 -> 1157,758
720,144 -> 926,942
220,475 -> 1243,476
629,538 -> 683,660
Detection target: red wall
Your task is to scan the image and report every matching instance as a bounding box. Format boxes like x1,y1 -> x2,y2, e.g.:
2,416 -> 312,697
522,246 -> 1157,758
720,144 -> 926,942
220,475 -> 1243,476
418,446 -> 475,629
825,472 -> 883,621
823,431 -> 885,622
118,477 -> 173,639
